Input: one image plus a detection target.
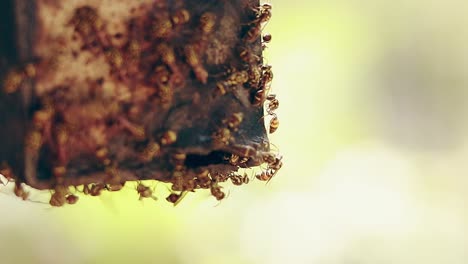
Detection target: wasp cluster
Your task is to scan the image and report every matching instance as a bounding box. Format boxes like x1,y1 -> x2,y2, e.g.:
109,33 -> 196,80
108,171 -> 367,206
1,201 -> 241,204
0,0 -> 281,206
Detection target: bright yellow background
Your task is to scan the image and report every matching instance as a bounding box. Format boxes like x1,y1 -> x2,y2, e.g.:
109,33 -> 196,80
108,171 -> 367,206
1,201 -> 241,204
2,1 -> 468,263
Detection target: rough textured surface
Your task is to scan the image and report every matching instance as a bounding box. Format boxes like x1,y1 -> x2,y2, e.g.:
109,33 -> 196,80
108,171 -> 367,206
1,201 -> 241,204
0,0 -> 281,206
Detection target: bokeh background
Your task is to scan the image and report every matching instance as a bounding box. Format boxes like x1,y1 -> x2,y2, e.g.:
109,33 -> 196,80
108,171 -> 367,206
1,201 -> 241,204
2,0 -> 468,263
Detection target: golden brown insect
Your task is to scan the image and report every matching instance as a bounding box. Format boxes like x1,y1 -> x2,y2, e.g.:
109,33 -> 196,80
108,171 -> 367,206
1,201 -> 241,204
166,191 -> 188,206
195,169 -> 211,189
240,48 -> 261,64
255,3 -> 272,24
261,64 -> 274,87
157,44 -> 181,77
83,183 -> 106,196
266,94 -> 279,115
70,6 -> 103,41
262,33 -> 272,43
50,190 -> 67,207
136,183 -> 157,201
105,47 -> 124,70
252,88 -> 266,106
140,141 -> 161,162
0,162 -> 15,183
172,9 -> 190,25
152,14 -> 173,39
212,128 -> 231,145
255,169 -> 273,181
269,114 -> 279,134
210,184 -> 226,201
244,24 -> 262,43
226,71 -> 249,86
185,45 -> 208,84
229,145 -> 258,160
224,112 -> 244,130
66,194 -> 79,205
2,69 -> 24,94
106,182 -> 125,192
95,147 -> 111,166
161,130 -> 177,145
172,152 -> 187,166
26,130 -> 44,153
53,166 -> 67,178
199,12 -> 217,34
14,183 -> 29,201
230,174 -> 243,186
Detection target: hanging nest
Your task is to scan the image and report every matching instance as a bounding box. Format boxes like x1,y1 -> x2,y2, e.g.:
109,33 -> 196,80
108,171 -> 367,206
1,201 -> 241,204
0,0 -> 281,206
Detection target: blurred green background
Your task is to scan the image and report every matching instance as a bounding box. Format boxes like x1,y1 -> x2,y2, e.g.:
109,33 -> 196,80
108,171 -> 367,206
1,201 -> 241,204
2,0 -> 468,263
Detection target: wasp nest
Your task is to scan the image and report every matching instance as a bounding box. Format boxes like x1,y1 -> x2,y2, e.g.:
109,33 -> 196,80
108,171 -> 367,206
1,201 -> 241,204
0,0 -> 281,206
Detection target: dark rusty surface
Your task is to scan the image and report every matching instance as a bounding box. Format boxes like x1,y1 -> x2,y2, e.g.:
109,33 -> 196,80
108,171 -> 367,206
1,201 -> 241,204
0,0 -> 281,205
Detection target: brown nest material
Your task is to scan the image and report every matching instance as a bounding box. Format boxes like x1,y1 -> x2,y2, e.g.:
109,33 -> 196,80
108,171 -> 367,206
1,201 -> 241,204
0,0 -> 281,206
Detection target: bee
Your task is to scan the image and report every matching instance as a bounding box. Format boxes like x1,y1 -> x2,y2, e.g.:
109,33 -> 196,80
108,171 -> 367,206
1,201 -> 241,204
172,9 -> 190,25
269,114 -> 279,134
136,183 -> 157,201
14,183 -> 29,201
70,6 -> 103,36
185,45 -> 208,84
140,141 -> 161,162
161,130 -> 177,145
166,191 -> 188,206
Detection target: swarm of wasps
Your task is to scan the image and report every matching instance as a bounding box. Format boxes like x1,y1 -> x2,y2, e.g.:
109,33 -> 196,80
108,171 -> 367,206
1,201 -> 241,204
0,1 -> 281,207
